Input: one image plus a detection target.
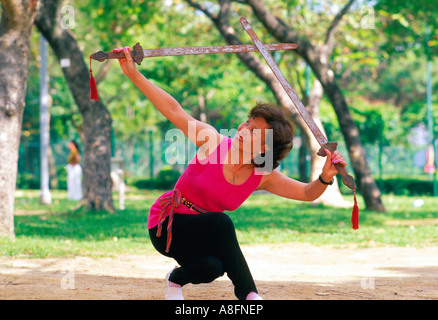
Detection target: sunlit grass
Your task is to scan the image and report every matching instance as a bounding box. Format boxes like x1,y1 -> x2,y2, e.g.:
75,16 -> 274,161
2,189 -> 438,258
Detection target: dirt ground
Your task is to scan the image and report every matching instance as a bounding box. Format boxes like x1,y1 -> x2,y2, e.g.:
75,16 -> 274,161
1,243 -> 437,300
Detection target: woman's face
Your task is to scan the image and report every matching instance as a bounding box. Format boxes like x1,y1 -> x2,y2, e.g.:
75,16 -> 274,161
232,117 -> 270,160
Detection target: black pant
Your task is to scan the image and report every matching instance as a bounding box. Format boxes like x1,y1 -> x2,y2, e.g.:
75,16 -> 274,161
149,212 -> 258,300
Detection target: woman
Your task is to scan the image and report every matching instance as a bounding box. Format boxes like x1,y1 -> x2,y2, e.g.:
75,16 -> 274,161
66,140 -> 83,201
115,47 -> 347,300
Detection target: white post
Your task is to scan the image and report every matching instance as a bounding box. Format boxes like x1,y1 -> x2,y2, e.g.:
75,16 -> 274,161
40,36 -> 52,205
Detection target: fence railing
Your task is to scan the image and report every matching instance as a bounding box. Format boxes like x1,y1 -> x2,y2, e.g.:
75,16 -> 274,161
17,137 -> 430,187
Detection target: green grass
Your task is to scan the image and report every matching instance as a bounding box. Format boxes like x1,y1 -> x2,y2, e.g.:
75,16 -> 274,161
2,190 -> 157,258
2,189 -> 438,258
232,194 -> 438,248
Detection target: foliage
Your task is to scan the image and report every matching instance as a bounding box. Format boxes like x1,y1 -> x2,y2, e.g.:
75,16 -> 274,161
129,166 -> 181,189
338,0 -> 438,135
378,177 -> 437,196
375,0 -> 438,58
23,32 -> 79,145
19,0 -> 438,184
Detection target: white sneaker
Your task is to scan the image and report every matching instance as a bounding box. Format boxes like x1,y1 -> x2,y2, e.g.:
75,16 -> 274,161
246,292 -> 263,300
165,266 -> 184,300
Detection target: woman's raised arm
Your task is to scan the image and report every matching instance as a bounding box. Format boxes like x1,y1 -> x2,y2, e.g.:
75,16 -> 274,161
115,46 -> 220,149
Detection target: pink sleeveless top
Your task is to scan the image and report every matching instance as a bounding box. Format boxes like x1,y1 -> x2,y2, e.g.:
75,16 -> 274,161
147,136 -> 263,229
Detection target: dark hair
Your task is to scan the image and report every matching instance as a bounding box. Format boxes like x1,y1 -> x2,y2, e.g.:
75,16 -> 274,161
70,140 -> 81,154
249,103 -> 294,171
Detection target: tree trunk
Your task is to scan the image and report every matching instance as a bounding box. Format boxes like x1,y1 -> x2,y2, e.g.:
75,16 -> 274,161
305,79 -> 350,207
298,137 -> 308,182
0,0 -> 38,237
186,0 -> 349,207
323,81 -> 383,209
197,94 -> 208,123
246,0 -> 385,211
35,0 -> 114,212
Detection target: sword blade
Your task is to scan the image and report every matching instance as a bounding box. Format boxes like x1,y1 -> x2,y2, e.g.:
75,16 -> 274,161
240,17 -> 328,146
240,17 -> 356,190
90,43 -> 297,63
142,43 -> 297,57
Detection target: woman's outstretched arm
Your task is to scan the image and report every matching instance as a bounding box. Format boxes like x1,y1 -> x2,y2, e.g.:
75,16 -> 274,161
258,149 -> 347,202
115,46 -> 220,149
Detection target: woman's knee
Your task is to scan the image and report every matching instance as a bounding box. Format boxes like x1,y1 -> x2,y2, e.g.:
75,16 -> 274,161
210,212 -> 235,235
188,256 -> 224,284
203,256 -> 225,280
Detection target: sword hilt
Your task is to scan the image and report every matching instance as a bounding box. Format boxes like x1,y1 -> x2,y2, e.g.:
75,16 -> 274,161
318,142 -> 356,191
91,42 -> 144,65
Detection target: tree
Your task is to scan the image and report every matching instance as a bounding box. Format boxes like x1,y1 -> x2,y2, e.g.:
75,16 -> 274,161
0,0 -> 38,237
374,0 -> 438,131
239,0 -> 385,211
35,0 -> 114,212
96,4 -> 275,175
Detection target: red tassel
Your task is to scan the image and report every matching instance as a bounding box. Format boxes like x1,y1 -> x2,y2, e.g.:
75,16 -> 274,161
89,56 -> 99,101
351,190 -> 359,230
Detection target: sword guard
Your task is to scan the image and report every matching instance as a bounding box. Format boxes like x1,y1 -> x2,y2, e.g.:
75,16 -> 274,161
317,142 -> 338,157
132,42 -> 144,65
90,42 -> 144,65
317,142 -> 356,191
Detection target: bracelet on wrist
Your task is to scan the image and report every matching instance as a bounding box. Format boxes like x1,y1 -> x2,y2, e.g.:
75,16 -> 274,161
318,174 -> 334,185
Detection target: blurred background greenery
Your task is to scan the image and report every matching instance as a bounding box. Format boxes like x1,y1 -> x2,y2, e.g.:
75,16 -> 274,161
18,0 -> 438,195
